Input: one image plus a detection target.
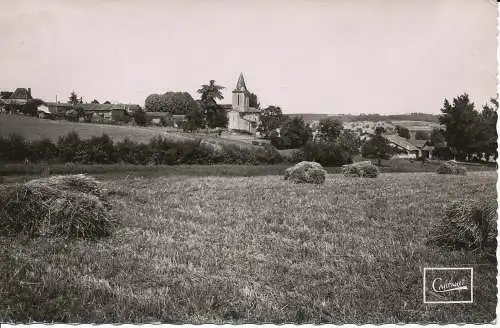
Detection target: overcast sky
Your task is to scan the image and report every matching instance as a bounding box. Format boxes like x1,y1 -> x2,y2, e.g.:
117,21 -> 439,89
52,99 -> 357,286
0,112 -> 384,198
0,0 -> 497,114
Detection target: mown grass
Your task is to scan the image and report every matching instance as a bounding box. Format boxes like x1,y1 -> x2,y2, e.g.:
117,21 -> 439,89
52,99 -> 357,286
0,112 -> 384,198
0,159 -> 495,184
0,171 -> 496,323
0,114 -> 257,148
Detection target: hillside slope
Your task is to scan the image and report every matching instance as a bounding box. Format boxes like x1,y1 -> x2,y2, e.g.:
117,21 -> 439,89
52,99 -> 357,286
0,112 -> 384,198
0,115 -> 259,148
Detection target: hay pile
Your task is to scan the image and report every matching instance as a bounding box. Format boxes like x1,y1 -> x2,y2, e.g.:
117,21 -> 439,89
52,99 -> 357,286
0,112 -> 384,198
284,161 -> 326,184
0,174 -> 116,239
342,161 -> 379,178
427,198 -> 497,250
436,161 -> 467,175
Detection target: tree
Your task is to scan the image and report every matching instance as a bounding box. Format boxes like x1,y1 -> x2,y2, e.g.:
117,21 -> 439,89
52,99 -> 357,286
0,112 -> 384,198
396,125 -> 410,139
145,92 -> 199,115
338,130 -> 362,155
197,80 -> 224,103
361,128 -> 392,166
144,94 -> 163,112
184,106 -> 205,132
103,101 -> 111,104
133,110 -> 148,126
68,91 -> 79,105
91,99 -> 100,104
197,80 -> 227,128
473,98 -> 498,160
270,117 -> 312,149
439,93 -> 480,160
317,118 -> 343,142
257,105 -> 285,138
23,99 -> 42,116
430,128 -> 446,147
249,92 -> 260,109
415,131 -> 430,140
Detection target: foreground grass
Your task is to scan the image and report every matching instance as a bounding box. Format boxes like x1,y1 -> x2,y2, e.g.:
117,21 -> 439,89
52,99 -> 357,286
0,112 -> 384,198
0,171 -> 497,323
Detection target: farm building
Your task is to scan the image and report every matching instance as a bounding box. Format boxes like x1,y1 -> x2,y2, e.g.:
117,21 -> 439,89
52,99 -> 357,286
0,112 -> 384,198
145,112 -> 186,127
37,105 -> 53,119
0,88 -> 33,112
384,134 -> 421,158
45,102 -> 139,123
80,104 -> 128,122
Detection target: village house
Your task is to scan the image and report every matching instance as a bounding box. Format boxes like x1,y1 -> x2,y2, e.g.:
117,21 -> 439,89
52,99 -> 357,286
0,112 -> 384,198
145,111 -> 186,127
45,102 -> 140,123
0,88 -> 33,113
224,73 -> 260,135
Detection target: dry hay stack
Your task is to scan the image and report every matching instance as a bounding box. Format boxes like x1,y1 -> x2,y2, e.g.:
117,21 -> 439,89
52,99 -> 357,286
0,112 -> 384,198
342,161 -> 379,178
427,198 -> 497,250
284,161 -> 326,184
0,174 -> 116,239
436,160 -> 467,175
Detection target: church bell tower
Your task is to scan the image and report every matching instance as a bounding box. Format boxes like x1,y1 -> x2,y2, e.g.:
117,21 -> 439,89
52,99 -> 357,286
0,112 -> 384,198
232,73 -> 250,112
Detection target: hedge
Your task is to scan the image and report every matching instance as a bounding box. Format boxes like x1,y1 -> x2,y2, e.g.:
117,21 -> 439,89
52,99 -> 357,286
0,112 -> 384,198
0,132 -> 284,165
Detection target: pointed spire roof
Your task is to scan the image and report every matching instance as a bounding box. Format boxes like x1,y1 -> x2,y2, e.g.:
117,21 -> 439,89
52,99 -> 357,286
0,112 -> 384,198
233,73 -> 248,92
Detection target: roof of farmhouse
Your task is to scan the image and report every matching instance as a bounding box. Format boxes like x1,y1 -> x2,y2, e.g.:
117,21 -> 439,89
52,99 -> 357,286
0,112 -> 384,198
384,134 -> 419,152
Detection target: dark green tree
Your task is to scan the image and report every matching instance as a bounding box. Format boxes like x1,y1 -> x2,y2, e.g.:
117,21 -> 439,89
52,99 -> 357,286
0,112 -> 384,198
197,80 -> 227,128
91,99 -> 100,104
103,101 -> 111,104
439,93 -> 480,160
68,91 -> 79,105
396,125 -> 410,139
317,118 -> 343,142
133,110 -> 148,126
257,105 -> 285,138
472,98 -> 498,160
338,130 -> 362,155
271,116 -> 312,149
430,128 -> 446,147
361,128 -> 392,166
184,105 -> 205,132
249,92 -> 260,109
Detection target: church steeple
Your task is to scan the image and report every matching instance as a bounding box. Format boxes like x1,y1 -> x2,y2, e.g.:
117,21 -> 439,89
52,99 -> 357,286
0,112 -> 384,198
234,73 -> 247,92
232,72 -> 250,111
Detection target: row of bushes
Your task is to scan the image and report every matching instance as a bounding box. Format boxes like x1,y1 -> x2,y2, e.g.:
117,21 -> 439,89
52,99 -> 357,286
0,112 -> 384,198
289,141 -> 353,166
0,132 -> 285,165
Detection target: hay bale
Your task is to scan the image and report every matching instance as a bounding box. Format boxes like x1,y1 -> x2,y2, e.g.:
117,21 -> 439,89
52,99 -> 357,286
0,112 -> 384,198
0,174 -> 116,239
436,161 -> 467,175
342,161 -> 379,178
427,198 -> 497,250
284,161 -> 326,184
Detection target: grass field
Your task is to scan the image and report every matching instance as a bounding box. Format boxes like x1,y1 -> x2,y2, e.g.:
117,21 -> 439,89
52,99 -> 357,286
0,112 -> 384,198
0,171 -> 496,323
0,115 -> 259,148
0,160 -> 495,184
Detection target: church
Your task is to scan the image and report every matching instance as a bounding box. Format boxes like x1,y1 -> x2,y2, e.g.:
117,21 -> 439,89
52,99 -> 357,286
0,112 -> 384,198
226,73 -> 261,135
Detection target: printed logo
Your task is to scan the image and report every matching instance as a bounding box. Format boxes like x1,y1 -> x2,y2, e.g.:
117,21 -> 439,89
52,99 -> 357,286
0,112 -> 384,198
423,267 -> 473,304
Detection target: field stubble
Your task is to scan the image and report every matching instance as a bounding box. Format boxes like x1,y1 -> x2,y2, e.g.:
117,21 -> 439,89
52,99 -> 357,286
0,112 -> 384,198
0,171 -> 497,323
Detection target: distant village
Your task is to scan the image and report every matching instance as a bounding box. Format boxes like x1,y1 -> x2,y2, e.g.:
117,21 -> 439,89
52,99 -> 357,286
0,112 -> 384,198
0,82 -> 449,161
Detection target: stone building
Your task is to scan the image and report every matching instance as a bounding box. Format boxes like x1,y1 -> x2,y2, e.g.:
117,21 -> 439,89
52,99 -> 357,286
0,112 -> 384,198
226,73 -> 260,134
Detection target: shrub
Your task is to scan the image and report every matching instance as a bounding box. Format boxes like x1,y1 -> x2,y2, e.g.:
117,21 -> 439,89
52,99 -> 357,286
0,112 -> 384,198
436,161 -> 467,175
57,132 -> 82,163
133,110 -> 148,126
342,161 -> 379,178
427,198 -> 497,250
0,134 -> 30,163
115,137 -> 151,165
301,141 -> 352,166
77,134 -> 116,164
28,138 -> 58,163
284,161 -> 326,184
0,174 -> 116,239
